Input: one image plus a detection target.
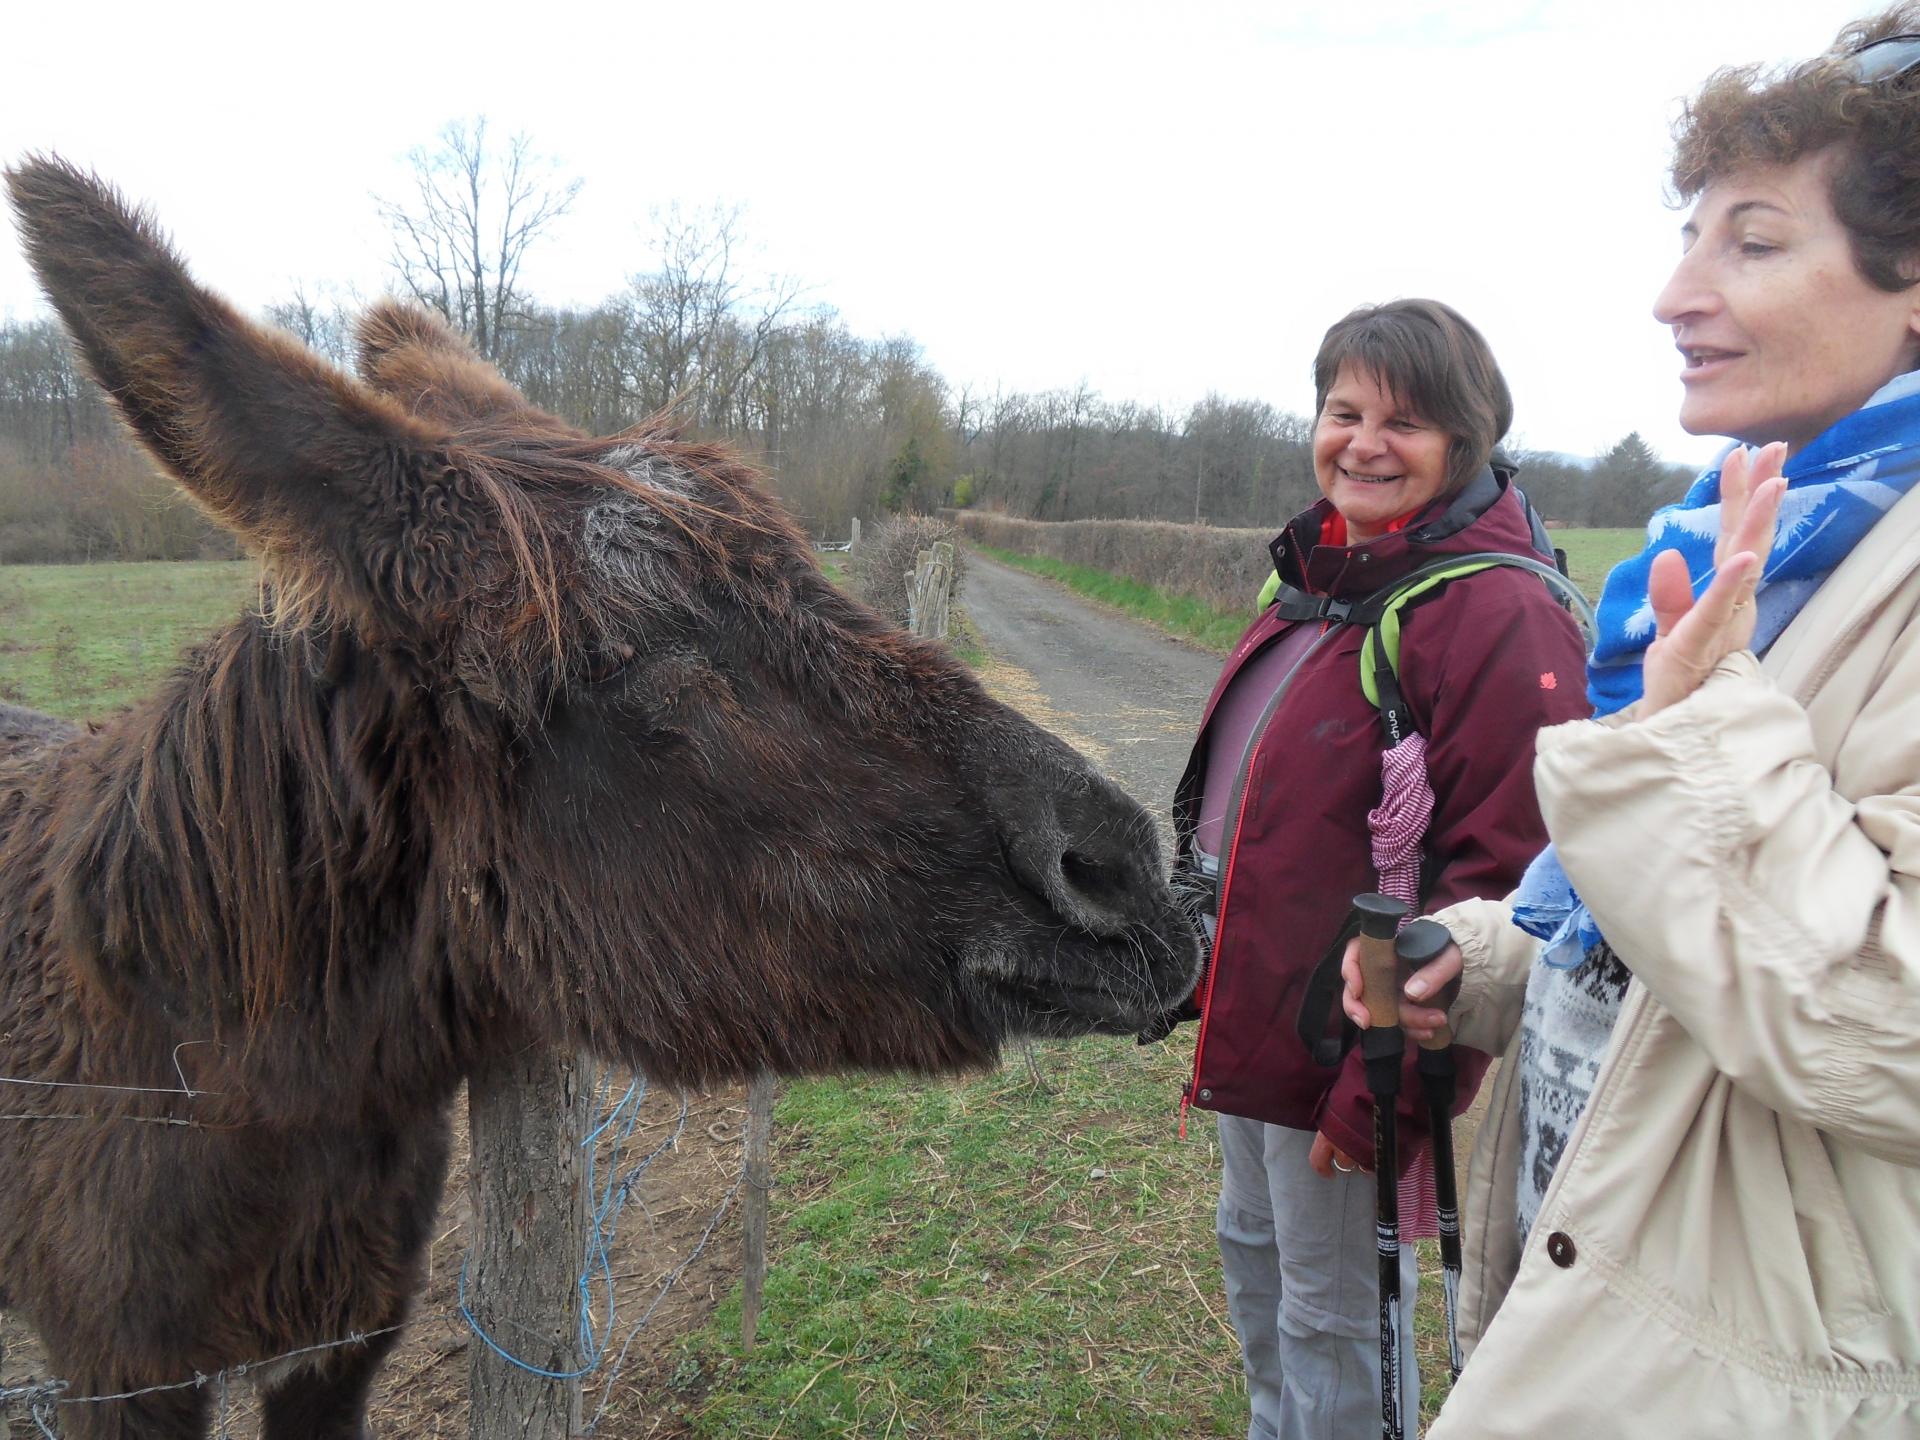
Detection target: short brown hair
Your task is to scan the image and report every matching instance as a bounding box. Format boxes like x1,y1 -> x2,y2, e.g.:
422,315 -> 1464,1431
1670,4 -> 1920,293
1311,298 -> 1513,494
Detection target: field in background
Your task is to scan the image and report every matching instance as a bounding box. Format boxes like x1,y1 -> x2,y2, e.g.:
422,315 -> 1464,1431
1551,526 -> 1643,601
0,560 -> 257,717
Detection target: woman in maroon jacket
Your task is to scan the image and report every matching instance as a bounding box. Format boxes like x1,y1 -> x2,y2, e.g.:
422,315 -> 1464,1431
1173,300 -> 1589,1440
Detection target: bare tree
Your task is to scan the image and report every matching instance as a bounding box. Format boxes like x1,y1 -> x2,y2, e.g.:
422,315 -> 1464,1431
376,118 -> 581,362
622,203 -> 805,421
264,282 -> 355,367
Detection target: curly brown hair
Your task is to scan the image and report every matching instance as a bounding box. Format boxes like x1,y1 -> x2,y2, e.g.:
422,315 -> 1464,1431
1669,4 -> 1920,292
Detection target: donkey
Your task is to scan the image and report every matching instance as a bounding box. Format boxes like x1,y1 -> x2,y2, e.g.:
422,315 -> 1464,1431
0,158 -> 1200,1439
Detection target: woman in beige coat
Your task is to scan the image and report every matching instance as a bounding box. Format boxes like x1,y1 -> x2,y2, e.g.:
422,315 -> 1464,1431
1343,9 -> 1920,1436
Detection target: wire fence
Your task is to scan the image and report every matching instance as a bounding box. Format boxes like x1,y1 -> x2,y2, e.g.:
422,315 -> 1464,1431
0,1068 -> 758,1438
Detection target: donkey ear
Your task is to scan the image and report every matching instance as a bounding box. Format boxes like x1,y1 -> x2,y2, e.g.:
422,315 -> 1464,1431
5,157 -> 462,628
355,298 -> 477,374
357,299 -> 567,432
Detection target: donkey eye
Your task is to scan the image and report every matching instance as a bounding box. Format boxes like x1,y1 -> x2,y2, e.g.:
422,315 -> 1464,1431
582,641 -> 638,687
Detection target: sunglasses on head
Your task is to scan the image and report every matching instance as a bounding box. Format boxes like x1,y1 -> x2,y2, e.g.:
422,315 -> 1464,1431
1843,32 -> 1920,84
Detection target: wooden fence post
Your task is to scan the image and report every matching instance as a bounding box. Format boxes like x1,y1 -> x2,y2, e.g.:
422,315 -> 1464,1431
910,541 -> 954,640
467,1048 -> 593,1440
849,516 -> 861,552
739,1072 -> 776,1348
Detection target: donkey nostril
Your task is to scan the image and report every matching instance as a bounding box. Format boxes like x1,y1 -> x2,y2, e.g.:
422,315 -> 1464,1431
1060,850 -> 1127,906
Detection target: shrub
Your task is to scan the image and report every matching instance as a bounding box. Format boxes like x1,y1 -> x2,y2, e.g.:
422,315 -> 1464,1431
0,438 -> 235,563
850,514 -> 968,633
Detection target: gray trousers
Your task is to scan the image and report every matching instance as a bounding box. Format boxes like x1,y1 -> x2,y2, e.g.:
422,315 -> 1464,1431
1217,1116 -> 1420,1440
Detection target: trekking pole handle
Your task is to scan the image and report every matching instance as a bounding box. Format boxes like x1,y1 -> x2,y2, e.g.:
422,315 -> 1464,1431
1395,917 -> 1455,1050
1352,893 -> 1409,1031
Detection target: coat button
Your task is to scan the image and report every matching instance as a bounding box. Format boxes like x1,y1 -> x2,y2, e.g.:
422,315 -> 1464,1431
1546,1231 -> 1577,1268
1198,1088 -> 1212,1102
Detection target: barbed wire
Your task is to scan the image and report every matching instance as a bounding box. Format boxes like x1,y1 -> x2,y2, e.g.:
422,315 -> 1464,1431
0,1070 -> 756,1436
0,1040 -> 223,1102
0,1074 -> 213,1097
0,1325 -> 407,1435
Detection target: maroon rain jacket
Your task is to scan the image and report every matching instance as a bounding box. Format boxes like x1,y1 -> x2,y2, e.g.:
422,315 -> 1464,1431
1175,467 -> 1591,1170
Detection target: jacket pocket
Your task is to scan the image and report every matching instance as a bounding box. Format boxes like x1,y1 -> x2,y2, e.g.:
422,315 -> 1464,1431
1778,1120 -> 1890,1340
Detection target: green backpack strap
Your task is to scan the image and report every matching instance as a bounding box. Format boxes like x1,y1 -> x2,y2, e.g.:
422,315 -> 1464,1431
1253,551 -> 1595,744
1359,553 -> 1597,745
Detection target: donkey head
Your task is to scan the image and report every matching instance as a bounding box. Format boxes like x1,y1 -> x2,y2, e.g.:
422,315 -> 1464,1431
6,158 -> 1201,1086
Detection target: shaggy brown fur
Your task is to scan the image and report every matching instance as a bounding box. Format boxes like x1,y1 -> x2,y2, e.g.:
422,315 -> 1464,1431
0,158 -> 1201,1440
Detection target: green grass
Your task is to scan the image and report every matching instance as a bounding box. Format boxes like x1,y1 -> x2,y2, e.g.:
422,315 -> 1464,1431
1549,527 -> 1643,603
972,546 -> 1251,653
666,1042 -> 1460,1437
0,560 -> 258,718
948,608 -> 991,669
668,1040 -> 1246,1437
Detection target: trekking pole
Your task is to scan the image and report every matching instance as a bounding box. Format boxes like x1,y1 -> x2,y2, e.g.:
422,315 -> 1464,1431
1353,892 -> 1410,1440
1398,917 -> 1464,1383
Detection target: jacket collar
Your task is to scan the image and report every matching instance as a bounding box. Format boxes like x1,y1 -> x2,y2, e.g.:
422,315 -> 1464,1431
1270,465 -> 1529,599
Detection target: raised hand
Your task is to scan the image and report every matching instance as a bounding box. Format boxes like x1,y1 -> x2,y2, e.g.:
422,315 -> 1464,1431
1641,443 -> 1787,715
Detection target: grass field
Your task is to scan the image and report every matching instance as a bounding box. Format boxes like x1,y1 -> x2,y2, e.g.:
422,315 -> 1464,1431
0,546 -> 1614,1435
0,559 -> 258,718
1550,527 -> 1644,603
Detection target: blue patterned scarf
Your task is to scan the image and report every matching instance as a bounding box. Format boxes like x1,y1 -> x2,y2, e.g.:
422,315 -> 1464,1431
1514,371 -> 1920,965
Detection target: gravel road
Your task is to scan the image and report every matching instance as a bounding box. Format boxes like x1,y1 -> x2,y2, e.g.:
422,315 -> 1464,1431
960,553 -> 1229,833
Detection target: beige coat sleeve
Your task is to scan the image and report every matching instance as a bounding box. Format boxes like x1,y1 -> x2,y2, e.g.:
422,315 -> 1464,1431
1533,649 -> 1920,1167
1429,895 -> 1542,1056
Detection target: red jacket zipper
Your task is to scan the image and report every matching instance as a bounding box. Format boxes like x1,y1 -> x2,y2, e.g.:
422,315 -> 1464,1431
1183,607 -> 1339,1137
1181,781 -> 1253,1137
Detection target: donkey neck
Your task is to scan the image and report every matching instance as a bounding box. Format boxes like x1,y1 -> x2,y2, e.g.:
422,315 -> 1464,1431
20,613 -> 496,1124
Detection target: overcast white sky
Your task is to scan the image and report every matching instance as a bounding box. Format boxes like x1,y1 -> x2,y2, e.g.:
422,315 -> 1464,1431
0,0 -> 1879,469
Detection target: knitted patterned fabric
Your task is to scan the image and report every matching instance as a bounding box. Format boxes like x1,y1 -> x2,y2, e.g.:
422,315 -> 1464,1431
1514,941 -> 1632,1247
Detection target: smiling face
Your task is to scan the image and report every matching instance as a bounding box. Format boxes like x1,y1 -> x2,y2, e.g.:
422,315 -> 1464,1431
1653,152 -> 1920,453
1312,361 -> 1454,542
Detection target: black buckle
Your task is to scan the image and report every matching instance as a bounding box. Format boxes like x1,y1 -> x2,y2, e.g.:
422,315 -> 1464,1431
1322,597 -> 1355,624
